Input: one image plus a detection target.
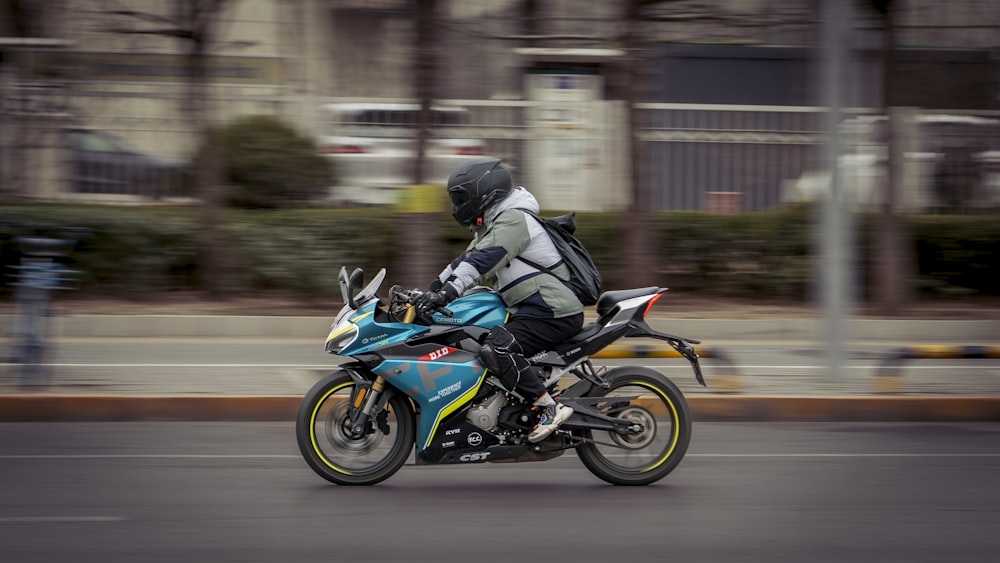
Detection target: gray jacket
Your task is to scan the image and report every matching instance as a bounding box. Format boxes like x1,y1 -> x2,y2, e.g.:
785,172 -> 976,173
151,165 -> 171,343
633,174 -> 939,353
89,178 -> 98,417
434,187 -> 584,319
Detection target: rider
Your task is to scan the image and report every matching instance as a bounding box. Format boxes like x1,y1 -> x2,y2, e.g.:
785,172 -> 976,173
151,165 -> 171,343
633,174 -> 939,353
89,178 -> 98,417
415,158 -> 585,443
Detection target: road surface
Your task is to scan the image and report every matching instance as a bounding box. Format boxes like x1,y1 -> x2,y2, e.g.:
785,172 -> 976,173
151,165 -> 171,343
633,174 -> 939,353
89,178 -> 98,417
2,421 -> 999,562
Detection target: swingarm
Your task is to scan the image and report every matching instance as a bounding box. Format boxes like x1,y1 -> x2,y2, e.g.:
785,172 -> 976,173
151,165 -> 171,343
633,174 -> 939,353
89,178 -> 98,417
559,397 -> 644,436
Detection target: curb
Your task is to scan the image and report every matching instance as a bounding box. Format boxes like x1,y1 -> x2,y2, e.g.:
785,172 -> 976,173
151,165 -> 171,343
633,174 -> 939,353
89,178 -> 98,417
872,344 -> 1000,393
0,395 -> 300,422
1,395 -> 998,422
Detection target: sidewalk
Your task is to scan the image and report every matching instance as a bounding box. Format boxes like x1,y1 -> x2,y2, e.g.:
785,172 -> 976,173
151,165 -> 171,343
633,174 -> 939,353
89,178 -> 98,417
1,296 -> 998,422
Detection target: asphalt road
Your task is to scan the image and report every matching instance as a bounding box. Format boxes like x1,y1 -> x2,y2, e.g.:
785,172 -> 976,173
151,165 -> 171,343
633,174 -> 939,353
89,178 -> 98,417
2,422 -> 999,563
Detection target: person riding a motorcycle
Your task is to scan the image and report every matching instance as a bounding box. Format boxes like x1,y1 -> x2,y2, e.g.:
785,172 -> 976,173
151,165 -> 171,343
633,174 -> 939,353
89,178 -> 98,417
415,157 -> 584,443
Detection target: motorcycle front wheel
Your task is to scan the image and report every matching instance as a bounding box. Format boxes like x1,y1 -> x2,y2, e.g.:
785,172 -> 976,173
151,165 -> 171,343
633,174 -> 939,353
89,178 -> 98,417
575,366 -> 692,486
296,371 -> 415,485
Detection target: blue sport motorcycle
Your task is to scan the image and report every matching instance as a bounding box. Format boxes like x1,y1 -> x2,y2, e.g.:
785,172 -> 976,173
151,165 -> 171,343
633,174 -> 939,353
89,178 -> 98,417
295,267 -> 706,486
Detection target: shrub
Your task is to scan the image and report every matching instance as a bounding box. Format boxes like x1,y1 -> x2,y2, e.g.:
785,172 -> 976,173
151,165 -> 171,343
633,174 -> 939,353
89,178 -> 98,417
0,204 -> 996,301
214,115 -> 333,209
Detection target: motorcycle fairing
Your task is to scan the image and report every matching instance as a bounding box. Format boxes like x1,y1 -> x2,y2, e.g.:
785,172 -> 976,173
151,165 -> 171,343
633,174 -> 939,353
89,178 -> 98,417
429,290 -> 507,329
371,350 -> 488,451
336,300 -> 431,356
417,419 -> 502,464
334,287 -> 503,358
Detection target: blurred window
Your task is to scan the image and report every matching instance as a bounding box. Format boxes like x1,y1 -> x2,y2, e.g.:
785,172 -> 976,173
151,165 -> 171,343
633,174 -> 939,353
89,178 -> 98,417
72,130 -> 127,153
336,108 -> 467,127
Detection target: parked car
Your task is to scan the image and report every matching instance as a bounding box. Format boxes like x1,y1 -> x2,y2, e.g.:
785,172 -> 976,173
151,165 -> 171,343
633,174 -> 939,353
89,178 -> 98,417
68,128 -> 183,198
318,103 -> 488,205
783,114 -> 1000,212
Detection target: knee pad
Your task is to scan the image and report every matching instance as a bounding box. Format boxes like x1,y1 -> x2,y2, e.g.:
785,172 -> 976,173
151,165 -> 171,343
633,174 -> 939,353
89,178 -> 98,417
478,326 -> 525,390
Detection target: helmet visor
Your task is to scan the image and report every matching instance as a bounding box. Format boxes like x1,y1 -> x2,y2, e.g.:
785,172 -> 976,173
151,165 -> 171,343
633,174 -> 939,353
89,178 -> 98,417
449,190 -> 470,207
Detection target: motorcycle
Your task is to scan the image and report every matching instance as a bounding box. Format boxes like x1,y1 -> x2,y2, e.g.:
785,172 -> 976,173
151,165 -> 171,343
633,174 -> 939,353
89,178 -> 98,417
295,267 -> 706,486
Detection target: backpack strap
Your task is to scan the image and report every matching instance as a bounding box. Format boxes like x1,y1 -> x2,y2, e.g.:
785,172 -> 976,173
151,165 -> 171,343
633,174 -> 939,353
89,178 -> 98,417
514,208 -> 567,281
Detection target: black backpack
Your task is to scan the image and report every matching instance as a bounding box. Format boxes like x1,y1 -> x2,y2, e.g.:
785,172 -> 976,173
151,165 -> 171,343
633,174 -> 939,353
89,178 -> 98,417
516,209 -> 602,306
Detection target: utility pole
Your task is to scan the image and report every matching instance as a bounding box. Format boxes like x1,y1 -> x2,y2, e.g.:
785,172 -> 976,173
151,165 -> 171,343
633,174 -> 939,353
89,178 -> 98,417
820,0 -> 851,382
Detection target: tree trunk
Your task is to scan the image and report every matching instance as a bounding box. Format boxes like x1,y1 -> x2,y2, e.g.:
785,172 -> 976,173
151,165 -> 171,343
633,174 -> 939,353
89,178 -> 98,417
187,24 -> 226,297
396,0 -> 440,290
876,4 -> 910,315
620,0 -> 656,290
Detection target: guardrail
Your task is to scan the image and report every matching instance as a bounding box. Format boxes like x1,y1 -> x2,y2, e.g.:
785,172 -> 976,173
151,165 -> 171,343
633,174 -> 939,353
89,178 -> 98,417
873,345 -> 1000,393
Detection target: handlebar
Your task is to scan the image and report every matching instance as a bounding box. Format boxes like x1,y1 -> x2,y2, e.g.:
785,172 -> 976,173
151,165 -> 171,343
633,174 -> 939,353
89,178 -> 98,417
389,286 -> 455,323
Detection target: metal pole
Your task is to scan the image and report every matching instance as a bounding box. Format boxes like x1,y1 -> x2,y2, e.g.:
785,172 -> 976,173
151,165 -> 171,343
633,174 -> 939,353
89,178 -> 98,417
820,0 -> 851,383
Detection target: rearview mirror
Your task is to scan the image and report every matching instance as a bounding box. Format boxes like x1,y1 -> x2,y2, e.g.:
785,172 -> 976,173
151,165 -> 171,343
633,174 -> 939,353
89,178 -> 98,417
350,268 -> 364,294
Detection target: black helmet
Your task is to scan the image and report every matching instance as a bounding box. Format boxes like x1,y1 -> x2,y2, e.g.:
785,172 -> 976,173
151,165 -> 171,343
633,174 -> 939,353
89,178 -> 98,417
446,158 -> 512,227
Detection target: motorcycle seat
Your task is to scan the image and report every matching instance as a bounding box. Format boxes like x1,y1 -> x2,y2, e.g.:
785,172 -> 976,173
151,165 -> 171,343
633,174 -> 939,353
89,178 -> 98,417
563,322 -> 601,345
596,287 -> 660,317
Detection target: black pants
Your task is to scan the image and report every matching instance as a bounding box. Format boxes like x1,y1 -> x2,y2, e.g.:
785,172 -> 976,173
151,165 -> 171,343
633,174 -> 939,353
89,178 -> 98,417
479,313 -> 584,399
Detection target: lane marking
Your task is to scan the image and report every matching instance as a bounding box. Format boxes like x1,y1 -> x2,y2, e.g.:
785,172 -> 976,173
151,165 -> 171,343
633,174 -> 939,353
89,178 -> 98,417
0,516 -> 128,523
642,364 -> 1000,370
4,337 -> 323,345
0,454 -> 298,459
0,363 -> 333,369
687,453 -> 1000,458
1,363 -> 996,370
2,453 -> 999,460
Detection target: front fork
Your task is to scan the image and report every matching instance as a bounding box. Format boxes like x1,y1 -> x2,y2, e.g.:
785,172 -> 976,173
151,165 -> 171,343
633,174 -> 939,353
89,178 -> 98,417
346,375 -> 390,438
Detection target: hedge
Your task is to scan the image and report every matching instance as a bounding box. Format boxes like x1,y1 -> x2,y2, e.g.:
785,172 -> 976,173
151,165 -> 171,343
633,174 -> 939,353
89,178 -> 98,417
0,203 -> 996,301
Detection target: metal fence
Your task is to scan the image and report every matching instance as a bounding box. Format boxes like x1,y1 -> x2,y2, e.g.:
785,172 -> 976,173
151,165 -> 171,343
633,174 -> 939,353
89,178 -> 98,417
637,103 -> 830,212
4,89 -> 999,214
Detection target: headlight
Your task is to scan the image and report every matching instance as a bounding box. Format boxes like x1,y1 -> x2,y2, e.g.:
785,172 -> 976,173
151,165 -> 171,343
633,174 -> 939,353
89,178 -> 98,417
325,322 -> 358,354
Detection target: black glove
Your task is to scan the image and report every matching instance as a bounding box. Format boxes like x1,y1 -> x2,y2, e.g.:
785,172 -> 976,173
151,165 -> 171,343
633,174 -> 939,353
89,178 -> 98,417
415,283 -> 458,318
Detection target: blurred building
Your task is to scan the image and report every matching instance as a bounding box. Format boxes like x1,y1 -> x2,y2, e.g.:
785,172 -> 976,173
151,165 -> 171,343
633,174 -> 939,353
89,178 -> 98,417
1,0 -> 998,211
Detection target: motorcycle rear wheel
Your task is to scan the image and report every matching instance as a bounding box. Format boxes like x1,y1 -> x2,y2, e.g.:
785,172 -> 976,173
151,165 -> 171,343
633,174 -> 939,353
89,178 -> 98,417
296,371 -> 415,485
575,366 -> 692,486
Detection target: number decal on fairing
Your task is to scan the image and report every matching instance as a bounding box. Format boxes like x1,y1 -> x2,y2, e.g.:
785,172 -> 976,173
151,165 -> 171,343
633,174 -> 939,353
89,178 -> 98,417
421,347 -> 457,361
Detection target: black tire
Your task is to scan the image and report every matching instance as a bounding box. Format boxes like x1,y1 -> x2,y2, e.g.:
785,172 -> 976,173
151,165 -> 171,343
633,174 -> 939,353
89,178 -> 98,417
575,366 -> 692,486
295,371 -> 415,485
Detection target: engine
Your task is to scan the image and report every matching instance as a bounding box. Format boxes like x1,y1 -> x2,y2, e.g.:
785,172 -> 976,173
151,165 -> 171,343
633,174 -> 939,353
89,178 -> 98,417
466,391 -> 507,431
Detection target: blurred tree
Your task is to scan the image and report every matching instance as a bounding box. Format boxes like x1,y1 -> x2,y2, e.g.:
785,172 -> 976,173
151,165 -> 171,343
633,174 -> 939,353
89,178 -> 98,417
213,115 -> 332,209
0,1 -> 74,204
1,0 -> 44,36
869,0 -> 912,315
106,0 -> 231,296
620,0 -> 658,289
397,0 -> 441,291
